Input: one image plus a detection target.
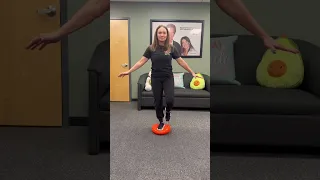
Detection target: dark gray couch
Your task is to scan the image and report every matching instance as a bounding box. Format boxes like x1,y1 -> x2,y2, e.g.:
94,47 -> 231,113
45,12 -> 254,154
87,40 -> 109,155
137,72 -> 210,110
211,34 -> 320,151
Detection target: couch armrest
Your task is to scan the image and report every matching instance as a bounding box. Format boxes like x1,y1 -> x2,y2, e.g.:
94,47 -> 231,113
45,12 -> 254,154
87,39 -> 109,74
138,73 -> 148,86
202,74 -> 210,92
88,71 -> 100,154
88,71 -> 100,111
297,40 -> 320,97
137,73 -> 148,110
87,39 -> 109,99
87,40 -> 110,154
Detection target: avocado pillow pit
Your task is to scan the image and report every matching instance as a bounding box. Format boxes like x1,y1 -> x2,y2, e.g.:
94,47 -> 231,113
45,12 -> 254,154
256,36 -> 304,88
190,73 -> 205,90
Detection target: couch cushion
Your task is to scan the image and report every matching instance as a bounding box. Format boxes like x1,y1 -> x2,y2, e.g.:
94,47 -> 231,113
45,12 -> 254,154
211,36 -> 241,85
211,85 -> 320,115
233,35 -> 268,85
173,72 -> 185,88
175,89 -> 209,98
183,73 -> 193,88
99,93 -> 109,111
142,88 -> 209,98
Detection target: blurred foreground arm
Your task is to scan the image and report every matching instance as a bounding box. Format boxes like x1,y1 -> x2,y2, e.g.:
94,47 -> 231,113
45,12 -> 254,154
215,0 -> 299,53
215,0 -> 268,39
58,0 -> 110,37
26,0 -> 110,50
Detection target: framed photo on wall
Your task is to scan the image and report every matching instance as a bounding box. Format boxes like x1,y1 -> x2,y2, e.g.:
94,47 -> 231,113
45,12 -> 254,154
150,19 -> 204,58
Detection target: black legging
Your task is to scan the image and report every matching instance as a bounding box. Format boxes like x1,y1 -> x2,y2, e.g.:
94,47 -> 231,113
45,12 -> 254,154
151,75 -> 174,122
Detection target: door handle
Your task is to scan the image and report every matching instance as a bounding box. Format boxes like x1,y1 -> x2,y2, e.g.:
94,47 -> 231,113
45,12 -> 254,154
37,5 -> 56,17
121,63 -> 128,68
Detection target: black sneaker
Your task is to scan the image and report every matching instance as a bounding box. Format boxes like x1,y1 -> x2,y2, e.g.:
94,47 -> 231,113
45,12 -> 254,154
157,122 -> 165,130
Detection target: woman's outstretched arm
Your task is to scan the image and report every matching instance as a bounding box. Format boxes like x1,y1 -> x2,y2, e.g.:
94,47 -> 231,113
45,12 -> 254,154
215,0 -> 268,39
176,58 -> 198,77
118,57 -> 148,77
215,0 -> 299,53
27,0 -> 110,50
57,0 -> 110,37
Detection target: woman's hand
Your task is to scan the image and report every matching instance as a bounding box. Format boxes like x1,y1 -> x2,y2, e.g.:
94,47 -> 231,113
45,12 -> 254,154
262,36 -> 299,54
26,31 -> 62,50
192,73 -> 203,79
118,71 -> 130,78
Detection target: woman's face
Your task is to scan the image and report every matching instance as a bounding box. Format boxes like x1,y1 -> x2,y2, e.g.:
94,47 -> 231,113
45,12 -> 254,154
181,39 -> 190,49
157,27 -> 167,42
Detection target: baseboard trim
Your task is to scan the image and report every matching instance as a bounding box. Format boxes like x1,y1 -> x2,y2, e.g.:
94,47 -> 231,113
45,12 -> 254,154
69,117 -> 88,126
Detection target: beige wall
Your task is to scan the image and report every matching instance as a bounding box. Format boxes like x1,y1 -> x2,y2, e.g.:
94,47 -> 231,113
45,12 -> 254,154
211,0 -> 320,47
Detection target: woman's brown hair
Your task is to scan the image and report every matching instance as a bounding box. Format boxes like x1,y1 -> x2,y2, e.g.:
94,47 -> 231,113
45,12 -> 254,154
150,25 -> 172,52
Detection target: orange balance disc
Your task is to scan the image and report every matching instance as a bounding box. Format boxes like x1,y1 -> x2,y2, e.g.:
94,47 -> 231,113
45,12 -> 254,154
152,123 -> 171,135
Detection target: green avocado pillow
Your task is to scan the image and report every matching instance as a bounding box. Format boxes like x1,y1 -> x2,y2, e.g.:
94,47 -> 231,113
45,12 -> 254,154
190,73 -> 205,90
256,36 -> 304,88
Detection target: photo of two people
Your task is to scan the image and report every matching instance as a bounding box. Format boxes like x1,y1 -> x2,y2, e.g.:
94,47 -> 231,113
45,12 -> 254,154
151,20 -> 204,58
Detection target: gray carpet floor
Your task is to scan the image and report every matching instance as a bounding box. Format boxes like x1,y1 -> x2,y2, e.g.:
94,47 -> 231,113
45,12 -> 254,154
211,154 -> 320,180
110,102 -> 210,179
0,126 -> 110,180
1,102 -> 320,180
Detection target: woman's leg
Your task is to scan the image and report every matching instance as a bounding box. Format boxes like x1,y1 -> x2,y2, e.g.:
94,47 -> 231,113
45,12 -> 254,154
151,77 -> 164,128
163,75 -> 174,122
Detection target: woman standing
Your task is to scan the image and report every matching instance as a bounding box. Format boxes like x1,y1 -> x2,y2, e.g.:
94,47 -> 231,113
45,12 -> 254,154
118,25 -> 199,130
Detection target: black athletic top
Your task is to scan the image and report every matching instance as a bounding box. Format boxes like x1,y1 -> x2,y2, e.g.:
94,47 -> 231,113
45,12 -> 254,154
143,45 -> 181,78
